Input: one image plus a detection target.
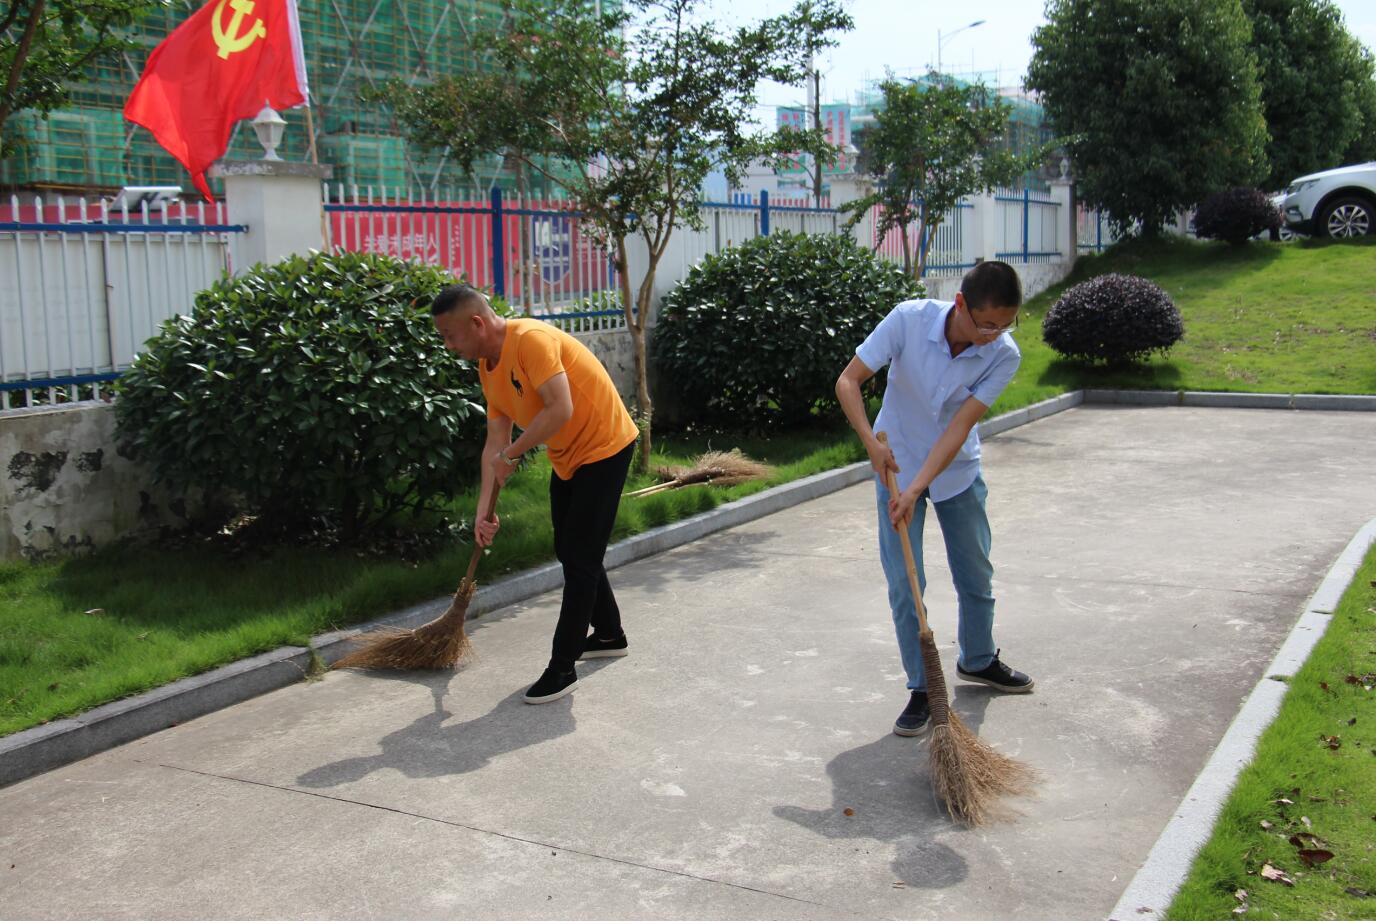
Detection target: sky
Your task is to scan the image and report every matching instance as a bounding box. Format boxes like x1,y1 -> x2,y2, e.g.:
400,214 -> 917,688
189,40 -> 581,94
704,0 -> 1376,124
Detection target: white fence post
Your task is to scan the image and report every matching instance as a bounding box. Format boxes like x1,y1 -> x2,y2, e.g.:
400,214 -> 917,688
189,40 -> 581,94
973,190 -> 1001,263
1049,176 -> 1074,260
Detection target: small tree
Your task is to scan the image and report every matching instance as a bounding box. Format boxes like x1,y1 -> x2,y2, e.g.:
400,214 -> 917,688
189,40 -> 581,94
383,0 -> 850,472
843,76 -> 1029,279
1,0 -> 164,154
1244,0 -> 1376,187
1027,0 -> 1268,237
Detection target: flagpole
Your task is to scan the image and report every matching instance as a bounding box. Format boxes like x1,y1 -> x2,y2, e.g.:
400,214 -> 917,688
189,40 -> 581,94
304,96 -> 319,165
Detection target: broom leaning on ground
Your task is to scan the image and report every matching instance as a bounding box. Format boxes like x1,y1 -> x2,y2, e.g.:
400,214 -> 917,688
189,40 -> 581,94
877,432 -> 1037,825
333,485 -> 502,671
624,449 -> 773,498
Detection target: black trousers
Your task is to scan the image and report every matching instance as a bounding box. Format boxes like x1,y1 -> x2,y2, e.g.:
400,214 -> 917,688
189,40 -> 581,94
548,442 -> 634,669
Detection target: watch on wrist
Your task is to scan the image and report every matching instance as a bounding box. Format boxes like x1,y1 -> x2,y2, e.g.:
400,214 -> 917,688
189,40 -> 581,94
499,449 -> 520,467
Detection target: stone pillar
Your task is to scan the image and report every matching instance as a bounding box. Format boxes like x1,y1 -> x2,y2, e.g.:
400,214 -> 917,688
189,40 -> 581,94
1049,177 -> 1075,262
208,160 -> 333,271
826,175 -> 873,250
973,190 -> 1001,263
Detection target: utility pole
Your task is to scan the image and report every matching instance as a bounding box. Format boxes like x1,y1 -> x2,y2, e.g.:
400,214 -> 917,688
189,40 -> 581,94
809,52 -> 823,208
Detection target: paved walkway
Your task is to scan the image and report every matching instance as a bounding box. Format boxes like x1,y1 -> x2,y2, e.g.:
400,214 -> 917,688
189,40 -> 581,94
4,406 -> 1375,921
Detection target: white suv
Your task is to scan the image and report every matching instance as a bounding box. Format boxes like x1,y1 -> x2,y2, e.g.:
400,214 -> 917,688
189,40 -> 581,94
1278,162 -> 1376,238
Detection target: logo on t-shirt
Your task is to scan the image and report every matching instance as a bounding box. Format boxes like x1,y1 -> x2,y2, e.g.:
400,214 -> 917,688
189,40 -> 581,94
510,371 -> 524,397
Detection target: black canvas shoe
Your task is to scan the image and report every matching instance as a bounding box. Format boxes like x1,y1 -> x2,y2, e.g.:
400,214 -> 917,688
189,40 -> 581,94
523,666 -> 578,704
579,633 -> 629,660
956,649 -> 1034,693
893,691 -> 931,737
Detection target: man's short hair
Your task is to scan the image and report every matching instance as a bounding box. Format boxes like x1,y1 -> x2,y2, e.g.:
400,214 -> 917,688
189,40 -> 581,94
960,260 -> 1023,311
431,283 -> 489,317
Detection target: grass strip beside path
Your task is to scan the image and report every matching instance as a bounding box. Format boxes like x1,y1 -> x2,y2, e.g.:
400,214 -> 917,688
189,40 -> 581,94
1164,546 -> 1376,920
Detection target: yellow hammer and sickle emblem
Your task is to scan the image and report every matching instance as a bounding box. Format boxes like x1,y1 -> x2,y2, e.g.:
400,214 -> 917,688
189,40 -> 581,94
212,0 -> 267,60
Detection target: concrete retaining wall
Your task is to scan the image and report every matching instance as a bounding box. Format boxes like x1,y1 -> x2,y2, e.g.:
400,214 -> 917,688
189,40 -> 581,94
574,327 -> 639,400
0,402 -> 191,562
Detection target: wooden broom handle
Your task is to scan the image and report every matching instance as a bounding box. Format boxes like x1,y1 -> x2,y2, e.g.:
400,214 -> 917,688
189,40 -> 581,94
877,432 -> 931,636
462,481 -> 503,584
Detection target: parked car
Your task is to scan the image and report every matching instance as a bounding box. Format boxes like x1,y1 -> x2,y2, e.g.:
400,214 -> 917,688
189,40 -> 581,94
1276,162 -> 1376,238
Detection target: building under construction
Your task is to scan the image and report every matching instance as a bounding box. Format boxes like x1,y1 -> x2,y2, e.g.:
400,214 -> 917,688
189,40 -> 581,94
0,0 -> 567,197
844,73 -> 1060,189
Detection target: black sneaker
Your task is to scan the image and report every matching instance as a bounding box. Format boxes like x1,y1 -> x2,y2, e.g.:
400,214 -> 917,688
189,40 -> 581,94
893,691 -> 931,737
956,649 -> 1034,693
579,633 -> 628,660
523,667 -> 578,704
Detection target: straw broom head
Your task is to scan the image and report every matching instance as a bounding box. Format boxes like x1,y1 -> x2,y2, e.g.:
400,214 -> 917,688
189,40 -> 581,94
333,578 -> 476,670
653,449 -> 774,487
921,636 -> 1038,825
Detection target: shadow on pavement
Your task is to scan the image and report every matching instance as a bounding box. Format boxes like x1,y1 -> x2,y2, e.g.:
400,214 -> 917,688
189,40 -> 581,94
772,733 -> 969,889
294,661 -> 618,788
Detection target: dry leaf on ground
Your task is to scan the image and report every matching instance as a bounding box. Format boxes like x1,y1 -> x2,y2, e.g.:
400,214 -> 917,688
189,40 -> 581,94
1296,849 -> 1334,868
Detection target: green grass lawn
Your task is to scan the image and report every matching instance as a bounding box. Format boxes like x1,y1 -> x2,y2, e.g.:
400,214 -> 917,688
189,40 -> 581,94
990,236 -> 1376,415
1163,546 -> 1376,920
3,235 -> 1374,739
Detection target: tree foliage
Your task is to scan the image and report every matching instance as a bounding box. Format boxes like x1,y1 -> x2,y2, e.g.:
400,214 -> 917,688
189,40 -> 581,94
0,0 -> 164,154
1244,0 -> 1376,187
1027,0 -> 1268,236
380,0 -> 850,471
843,76 -> 1029,279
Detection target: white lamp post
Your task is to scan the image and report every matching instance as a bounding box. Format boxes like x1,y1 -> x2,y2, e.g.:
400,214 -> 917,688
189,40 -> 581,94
937,20 -> 986,82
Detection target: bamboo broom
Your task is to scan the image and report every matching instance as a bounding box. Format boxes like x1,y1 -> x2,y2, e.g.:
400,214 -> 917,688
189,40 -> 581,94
877,432 -> 1036,825
625,449 -> 773,498
333,484 -> 501,671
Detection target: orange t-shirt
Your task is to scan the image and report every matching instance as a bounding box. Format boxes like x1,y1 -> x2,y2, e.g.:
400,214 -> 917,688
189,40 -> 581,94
479,319 -> 638,480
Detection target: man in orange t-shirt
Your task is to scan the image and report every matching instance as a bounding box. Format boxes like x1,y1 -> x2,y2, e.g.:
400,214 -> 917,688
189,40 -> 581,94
432,284 -> 639,704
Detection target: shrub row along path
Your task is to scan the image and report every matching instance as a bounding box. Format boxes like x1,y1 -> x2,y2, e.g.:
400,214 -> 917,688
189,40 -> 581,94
4,406 -> 1375,921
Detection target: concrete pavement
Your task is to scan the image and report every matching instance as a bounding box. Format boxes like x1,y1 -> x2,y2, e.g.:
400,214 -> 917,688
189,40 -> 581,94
3,405 -> 1375,921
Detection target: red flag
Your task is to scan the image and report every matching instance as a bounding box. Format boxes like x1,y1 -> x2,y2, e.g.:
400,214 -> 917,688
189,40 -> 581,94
124,0 -> 309,200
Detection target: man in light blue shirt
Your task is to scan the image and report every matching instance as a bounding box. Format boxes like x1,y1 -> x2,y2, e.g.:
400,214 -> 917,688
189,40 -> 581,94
835,260 -> 1034,738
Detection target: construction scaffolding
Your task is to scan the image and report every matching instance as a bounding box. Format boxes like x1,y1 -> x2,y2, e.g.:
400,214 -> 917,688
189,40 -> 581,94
0,0 -> 570,197
848,74 -> 1060,189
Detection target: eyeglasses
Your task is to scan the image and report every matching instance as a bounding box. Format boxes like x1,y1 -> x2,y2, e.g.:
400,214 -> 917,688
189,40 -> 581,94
971,315 -> 1018,336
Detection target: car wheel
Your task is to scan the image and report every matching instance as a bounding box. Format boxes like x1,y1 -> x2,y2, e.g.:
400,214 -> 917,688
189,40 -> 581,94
1275,224 -> 1298,242
1318,196 -> 1373,238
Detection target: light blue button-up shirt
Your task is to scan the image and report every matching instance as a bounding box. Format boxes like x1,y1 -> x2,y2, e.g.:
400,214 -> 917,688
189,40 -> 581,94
856,298 -> 1021,502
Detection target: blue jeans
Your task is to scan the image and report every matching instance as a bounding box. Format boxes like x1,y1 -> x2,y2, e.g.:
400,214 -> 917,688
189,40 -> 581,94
875,474 -> 997,691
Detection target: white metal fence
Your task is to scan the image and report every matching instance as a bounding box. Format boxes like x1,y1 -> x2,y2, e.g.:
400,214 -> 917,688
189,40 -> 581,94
3,183 -> 1116,413
867,201 -> 978,276
995,185 -> 1065,262
1,196 -> 242,411
1077,202 -> 1119,253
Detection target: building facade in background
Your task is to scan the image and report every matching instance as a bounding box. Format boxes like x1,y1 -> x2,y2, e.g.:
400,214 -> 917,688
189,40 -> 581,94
0,0 -> 575,198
